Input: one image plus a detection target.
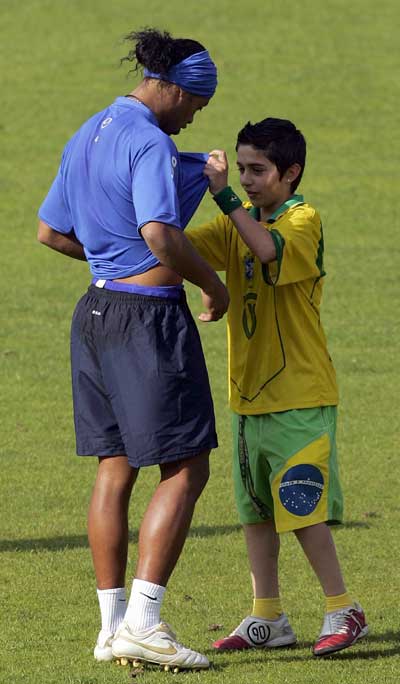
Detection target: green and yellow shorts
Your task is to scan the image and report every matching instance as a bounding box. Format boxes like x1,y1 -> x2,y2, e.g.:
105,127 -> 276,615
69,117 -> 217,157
232,407 -> 343,533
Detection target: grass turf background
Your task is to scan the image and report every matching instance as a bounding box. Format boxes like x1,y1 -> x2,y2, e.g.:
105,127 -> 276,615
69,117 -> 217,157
1,0 -> 399,682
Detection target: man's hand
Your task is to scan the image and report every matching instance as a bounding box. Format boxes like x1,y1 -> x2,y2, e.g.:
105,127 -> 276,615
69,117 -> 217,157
204,150 -> 229,195
198,283 -> 229,322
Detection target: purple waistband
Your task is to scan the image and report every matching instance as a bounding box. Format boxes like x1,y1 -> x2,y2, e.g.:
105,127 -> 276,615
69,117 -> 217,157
92,278 -> 183,300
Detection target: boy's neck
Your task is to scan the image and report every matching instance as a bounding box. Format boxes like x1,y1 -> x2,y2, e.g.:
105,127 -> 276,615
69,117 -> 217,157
260,194 -> 301,222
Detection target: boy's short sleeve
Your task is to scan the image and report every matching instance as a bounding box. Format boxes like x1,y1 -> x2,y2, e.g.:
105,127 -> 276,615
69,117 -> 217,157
132,135 -> 181,233
38,146 -> 73,234
186,213 -> 230,271
263,205 -> 324,286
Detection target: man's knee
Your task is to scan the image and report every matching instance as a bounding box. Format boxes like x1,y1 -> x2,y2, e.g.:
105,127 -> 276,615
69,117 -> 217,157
95,455 -> 138,499
189,452 -> 210,496
161,451 -> 210,499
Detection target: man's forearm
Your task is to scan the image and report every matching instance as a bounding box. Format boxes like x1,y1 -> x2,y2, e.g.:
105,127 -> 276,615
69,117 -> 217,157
37,220 -> 86,261
141,222 -> 223,294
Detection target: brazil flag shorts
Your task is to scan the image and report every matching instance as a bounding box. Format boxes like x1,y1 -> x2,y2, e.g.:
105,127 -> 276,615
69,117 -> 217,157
70,284 -> 217,468
232,407 -> 343,533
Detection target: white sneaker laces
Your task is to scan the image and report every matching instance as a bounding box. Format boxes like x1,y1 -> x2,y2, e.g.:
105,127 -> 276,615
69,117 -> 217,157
329,612 -> 351,634
160,624 -> 184,649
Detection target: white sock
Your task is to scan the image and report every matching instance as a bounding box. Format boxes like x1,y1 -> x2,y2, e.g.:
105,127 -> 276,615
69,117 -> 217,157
97,587 -> 126,637
124,578 -> 166,631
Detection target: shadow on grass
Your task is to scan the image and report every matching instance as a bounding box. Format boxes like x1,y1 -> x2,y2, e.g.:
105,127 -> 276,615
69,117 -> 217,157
0,524 -> 242,553
215,631 -> 400,664
335,521 -> 371,530
1,520 -> 374,552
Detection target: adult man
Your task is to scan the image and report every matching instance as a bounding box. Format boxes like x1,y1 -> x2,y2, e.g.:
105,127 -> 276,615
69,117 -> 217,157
38,28 -> 228,671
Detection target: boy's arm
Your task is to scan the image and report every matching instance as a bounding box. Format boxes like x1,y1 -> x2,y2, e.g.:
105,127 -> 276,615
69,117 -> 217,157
204,151 -> 276,264
219,204 -> 276,263
257,210 -> 323,286
204,151 -> 322,286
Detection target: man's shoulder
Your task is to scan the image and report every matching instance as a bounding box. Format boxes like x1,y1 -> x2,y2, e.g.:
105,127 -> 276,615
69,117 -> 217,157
132,121 -> 176,151
107,100 -> 177,155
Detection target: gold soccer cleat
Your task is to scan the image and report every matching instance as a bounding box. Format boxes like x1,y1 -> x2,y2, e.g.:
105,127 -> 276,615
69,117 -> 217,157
94,632 -> 114,662
112,621 -> 209,670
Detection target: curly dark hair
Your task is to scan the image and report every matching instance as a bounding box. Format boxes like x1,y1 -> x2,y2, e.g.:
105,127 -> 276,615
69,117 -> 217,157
121,27 -> 205,74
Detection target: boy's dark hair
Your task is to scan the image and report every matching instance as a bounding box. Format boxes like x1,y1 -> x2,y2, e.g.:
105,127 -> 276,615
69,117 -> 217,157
236,118 -> 306,192
121,28 -> 205,75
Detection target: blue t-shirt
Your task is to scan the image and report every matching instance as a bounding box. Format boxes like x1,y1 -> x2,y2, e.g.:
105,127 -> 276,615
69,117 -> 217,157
38,97 -> 208,278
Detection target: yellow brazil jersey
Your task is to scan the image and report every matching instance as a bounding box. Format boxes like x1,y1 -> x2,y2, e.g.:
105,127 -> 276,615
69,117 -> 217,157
187,195 -> 338,415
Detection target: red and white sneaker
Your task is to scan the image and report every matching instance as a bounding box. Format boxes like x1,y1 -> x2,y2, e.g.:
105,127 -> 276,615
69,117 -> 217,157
313,603 -> 368,656
213,614 -> 296,651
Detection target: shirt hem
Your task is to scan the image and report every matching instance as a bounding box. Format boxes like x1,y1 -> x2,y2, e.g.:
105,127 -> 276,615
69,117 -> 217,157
230,398 -> 339,415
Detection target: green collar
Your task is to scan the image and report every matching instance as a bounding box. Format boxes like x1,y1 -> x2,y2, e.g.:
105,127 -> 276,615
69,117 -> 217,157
248,194 -> 304,222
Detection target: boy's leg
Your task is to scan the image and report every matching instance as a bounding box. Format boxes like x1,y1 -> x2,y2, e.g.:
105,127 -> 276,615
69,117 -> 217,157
245,521 -> 286,622
112,451 -> 211,670
244,520 -> 280,599
295,522 -> 367,656
265,406 -> 368,657
213,519 -> 295,651
213,415 -> 296,651
294,522 -> 345,596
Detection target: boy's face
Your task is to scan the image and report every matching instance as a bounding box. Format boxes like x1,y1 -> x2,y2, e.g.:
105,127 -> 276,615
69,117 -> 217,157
236,144 -> 299,214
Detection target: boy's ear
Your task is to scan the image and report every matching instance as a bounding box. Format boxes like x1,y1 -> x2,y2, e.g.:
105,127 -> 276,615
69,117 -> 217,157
285,163 -> 302,184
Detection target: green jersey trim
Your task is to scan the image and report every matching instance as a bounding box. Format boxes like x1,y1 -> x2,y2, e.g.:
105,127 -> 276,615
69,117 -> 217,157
310,221 -> 326,301
247,194 -> 304,223
262,229 -> 285,286
248,195 -> 304,287
315,222 -> 326,277
269,194 -> 304,221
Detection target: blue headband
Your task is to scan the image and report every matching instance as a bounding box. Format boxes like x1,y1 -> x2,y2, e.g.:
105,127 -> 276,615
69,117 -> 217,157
144,50 -> 217,98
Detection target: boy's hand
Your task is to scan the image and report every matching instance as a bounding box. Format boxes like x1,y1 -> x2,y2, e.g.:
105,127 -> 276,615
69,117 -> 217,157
204,150 -> 229,195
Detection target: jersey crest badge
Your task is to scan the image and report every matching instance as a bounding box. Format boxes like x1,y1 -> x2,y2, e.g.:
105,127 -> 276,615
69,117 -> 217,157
244,255 -> 254,281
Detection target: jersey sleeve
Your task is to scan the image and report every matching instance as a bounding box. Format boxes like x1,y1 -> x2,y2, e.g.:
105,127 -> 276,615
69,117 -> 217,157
186,213 -> 230,271
263,206 -> 325,287
38,145 -> 73,234
132,135 -> 181,233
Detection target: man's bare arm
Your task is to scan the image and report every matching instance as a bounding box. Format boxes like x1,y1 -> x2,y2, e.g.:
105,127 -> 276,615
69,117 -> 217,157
37,220 -> 86,261
141,221 -> 229,321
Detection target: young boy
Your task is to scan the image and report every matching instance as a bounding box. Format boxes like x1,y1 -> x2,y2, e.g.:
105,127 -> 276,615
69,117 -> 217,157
187,118 -> 368,656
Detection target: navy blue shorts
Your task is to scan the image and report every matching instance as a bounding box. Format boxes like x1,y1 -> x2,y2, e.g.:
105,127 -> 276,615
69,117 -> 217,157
70,285 -> 218,468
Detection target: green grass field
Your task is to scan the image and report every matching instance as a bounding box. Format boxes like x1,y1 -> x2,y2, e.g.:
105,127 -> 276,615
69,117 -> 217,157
1,1 -> 400,682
